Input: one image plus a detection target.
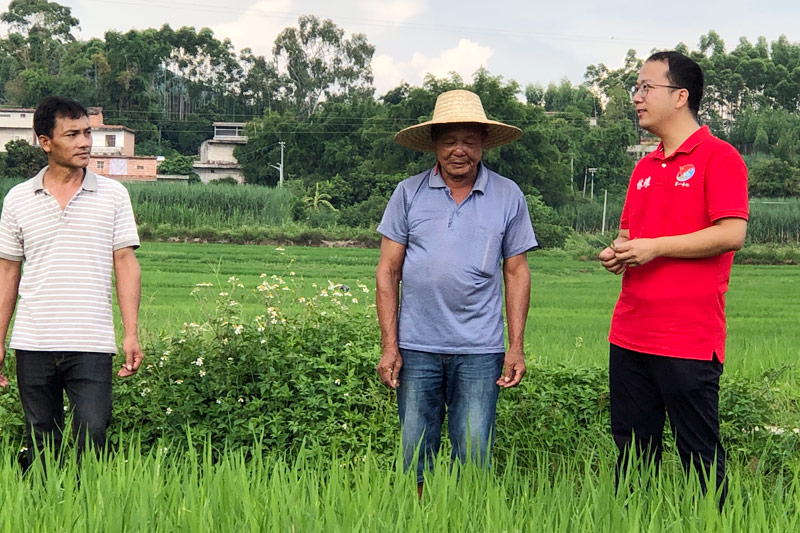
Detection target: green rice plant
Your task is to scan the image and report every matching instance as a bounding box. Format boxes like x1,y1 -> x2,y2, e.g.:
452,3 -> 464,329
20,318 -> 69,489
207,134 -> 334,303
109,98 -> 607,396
125,182 -> 295,228
0,433 -> 799,532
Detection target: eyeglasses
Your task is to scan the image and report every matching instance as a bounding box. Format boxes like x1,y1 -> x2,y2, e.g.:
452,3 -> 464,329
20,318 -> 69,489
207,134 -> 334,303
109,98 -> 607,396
630,82 -> 684,100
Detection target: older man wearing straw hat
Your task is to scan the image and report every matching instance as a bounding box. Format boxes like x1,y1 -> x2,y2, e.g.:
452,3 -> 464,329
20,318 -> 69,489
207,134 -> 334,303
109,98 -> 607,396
376,89 -> 537,496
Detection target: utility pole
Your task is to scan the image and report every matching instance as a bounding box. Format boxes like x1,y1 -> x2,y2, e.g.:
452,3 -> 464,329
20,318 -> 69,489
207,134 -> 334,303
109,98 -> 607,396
269,141 -> 285,186
588,167 -> 597,200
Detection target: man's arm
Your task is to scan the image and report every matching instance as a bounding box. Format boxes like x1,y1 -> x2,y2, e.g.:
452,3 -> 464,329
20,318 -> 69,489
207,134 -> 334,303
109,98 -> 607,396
497,252 -> 530,388
612,218 -> 746,267
113,246 -> 142,377
0,259 -> 21,388
375,236 -> 406,390
599,229 -> 630,275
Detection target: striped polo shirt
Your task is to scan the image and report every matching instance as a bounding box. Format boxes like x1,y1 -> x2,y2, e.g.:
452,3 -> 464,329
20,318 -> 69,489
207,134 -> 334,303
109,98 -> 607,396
0,167 -> 140,353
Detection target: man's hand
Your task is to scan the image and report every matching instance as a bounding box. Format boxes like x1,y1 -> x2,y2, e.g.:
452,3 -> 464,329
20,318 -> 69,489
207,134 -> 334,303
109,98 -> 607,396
496,346 -> 526,388
117,334 -> 143,378
599,245 -> 626,275
613,238 -> 660,267
0,346 -> 8,388
376,347 -> 402,389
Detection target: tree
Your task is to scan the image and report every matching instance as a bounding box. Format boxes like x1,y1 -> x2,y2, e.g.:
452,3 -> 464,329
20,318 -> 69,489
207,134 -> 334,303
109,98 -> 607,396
4,139 -> 46,178
273,15 -> 375,118
749,158 -> 800,197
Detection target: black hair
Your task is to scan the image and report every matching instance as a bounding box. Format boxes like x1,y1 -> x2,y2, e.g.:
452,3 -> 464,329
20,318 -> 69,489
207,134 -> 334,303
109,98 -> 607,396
646,51 -> 704,117
33,96 -> 88,138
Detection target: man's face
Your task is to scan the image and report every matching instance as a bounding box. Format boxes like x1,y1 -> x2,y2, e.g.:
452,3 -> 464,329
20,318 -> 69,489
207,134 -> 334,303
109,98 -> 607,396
433,124 -> 485,180
39,114 -> 92,169
632,60 -> 682,134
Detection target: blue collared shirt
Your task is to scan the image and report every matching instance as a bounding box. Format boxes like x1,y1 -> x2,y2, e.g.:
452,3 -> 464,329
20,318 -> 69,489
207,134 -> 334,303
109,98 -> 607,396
377,164 -> 537,354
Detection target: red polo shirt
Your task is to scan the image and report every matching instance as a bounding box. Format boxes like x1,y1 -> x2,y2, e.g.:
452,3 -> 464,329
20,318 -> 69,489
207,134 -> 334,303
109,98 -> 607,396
609,126 -> 748,362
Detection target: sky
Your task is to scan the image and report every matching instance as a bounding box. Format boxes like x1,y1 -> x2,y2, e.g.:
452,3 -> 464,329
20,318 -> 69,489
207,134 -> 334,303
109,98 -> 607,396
4,0 -> 800,96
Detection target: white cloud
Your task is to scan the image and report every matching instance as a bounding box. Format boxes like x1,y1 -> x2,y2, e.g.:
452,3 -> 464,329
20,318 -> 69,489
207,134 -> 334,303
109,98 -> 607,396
355,0 -> 426,24
373,39 -> 494,95
211,0 -> 294,57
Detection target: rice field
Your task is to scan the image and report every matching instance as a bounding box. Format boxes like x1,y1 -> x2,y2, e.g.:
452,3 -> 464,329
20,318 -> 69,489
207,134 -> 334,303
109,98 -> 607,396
1,438 -> 798,533
129,243 -> 800,379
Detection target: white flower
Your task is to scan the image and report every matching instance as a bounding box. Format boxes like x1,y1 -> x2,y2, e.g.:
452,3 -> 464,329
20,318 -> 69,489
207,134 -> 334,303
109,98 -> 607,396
199,370 -> 206,377
334,379 -> 341,386
193,357 -> 204,367
233,325 -> 244,335
351,298 -> 358,304
275,247 -> 285,251
166,408 -> 172,415
228,276 -> 237,283
238,397 -> 245,403
175,379 -> 183,385
260,339 -> 267,344
219,292 -> 229,297
289,271 -> 295,276
298,297 -> 306,304
196,282 -> 213,287
216,398 -> 222,404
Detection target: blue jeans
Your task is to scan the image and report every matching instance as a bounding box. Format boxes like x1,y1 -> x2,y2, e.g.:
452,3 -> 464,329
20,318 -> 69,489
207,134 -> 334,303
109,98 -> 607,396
16,350 -> 113,469
397,349 -> 505,483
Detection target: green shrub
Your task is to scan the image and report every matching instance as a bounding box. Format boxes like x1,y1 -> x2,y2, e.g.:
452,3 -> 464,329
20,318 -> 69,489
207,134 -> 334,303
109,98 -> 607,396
111,275 -> 396,457
527,194 -> 573,249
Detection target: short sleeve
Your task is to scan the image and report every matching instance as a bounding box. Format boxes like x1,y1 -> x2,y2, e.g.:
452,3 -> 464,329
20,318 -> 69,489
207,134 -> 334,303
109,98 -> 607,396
113,188 -> 140,251
0,195 -> 24,261
619,174 -> 636,230
502,192 -> 537,258
706,150 -> 749,222
376,184 -> 409,246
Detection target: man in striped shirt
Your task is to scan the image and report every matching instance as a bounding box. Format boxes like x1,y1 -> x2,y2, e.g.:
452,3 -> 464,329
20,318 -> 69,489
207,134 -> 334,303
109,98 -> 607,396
0,96 -> 142,467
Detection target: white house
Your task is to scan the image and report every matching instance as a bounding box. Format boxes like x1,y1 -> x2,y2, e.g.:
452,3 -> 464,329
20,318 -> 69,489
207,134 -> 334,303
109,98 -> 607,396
193,122 -> 247,183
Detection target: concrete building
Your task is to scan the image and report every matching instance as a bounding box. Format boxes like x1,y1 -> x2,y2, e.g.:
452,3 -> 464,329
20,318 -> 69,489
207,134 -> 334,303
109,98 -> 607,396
88,107 -> 135,157
0,105 -> 157,181
0,108 -> 37,150
86,107 -> 157,181
193,122 -> 247,183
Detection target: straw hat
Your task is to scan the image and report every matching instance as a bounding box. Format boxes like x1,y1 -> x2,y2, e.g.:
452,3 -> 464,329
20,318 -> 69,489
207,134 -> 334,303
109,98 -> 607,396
394,89 -> 522,152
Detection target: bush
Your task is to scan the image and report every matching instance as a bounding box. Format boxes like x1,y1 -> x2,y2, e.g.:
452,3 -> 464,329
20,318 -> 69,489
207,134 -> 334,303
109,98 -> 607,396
111,276 -> 396,457
526,194 -> 573,249
338,194 -> 389,228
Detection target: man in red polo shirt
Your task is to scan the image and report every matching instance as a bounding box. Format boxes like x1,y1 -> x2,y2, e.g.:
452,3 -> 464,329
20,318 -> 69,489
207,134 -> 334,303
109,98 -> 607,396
599,51 -> 748,502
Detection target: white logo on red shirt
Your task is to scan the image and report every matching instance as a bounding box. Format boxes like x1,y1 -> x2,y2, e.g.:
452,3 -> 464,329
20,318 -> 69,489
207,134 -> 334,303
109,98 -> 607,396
637,176 -> 651,190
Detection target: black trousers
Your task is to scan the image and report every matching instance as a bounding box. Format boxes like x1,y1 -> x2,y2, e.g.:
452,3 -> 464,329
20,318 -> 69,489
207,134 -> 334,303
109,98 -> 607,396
16,350 -> 113,469
609,343 -> 726,499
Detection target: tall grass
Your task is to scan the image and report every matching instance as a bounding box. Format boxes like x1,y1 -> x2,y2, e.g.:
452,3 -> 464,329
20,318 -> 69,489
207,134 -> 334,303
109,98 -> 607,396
558,197 -> 800,244
2,178 -> 799,243
126,182 -> 294,227
2,436 -> 799,532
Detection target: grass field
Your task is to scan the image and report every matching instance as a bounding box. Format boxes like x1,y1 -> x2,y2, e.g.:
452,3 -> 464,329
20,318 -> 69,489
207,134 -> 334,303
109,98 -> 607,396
131,242 -> 800,379
2,242 -> 797,532
2,440 -> 799,532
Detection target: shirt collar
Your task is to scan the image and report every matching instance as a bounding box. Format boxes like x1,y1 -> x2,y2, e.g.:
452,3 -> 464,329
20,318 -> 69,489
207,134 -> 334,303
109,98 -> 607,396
651,125 -> 712,161
428,162 -> 488,193
32,167 -> 97,192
